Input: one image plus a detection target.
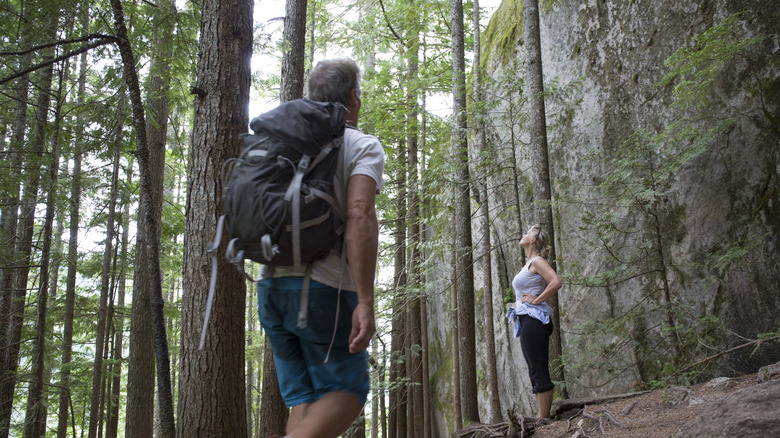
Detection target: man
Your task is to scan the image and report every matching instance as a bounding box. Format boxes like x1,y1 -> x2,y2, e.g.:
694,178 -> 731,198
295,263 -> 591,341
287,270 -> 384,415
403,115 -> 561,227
256,58 -> 384,438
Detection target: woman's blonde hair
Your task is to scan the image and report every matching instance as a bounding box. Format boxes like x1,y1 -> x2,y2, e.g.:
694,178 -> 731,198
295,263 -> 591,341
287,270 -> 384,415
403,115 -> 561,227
531,223 -> 551,259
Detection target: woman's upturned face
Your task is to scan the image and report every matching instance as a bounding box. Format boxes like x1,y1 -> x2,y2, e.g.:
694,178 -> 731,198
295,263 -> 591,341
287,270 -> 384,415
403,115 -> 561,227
520,227 -> 536,246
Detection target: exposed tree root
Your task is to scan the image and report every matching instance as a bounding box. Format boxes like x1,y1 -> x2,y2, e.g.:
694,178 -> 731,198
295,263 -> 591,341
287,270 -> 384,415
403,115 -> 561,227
453,413 -> 552,437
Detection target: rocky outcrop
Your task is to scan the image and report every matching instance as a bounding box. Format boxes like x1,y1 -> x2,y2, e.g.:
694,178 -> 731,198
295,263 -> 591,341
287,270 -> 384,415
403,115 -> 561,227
426,0 -> 779,434
674,380 -> 780,437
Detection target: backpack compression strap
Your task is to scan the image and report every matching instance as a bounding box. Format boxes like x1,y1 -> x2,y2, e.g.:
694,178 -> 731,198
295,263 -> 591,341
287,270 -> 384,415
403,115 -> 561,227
282,138 -> 341,269
200,214 -> 226,350
201,214 -> 255,350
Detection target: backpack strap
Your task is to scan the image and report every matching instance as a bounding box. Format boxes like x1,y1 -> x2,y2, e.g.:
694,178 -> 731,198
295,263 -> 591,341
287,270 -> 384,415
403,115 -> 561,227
296,265 -> 313,329
282,140 -> 341,269
201,215 -> 256,350
284,155 -> 310,269
200,214 -> 226,350
324,241 -> 348,363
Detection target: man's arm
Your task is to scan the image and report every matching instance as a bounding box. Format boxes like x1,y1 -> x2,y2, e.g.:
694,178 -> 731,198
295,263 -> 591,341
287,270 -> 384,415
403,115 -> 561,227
345,174 -> 379,353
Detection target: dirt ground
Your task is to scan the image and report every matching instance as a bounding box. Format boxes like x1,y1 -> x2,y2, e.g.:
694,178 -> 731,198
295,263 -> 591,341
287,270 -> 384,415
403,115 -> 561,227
532,373 -> 758,438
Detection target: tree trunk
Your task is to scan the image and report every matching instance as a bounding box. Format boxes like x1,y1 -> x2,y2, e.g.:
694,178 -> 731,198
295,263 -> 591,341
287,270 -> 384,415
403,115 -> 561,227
107,167 -> 132,438
176,0 -> 252,436
472,0 -> 502,423
124,1 -> 174,434
258,337 -> 288,436
390,138 -> 408,438
87,101 -> 122,438
523,0 -> 566,396
280,0 -> 308,102
371,341 -> 379,438
22,53 -> 61,438
404,15 -> 428,436
258,0 -> 308,432
0,36 -> 32,438
10,40 -> 55,438
246,283 -> 255,438
450,0 -> 480,425
56,34 -> 86,438
450,244 -> 462,430
108,0 -> 178,435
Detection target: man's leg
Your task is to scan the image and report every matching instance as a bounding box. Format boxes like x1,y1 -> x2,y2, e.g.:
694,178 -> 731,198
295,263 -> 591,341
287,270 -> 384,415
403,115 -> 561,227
286,391 -> 363,438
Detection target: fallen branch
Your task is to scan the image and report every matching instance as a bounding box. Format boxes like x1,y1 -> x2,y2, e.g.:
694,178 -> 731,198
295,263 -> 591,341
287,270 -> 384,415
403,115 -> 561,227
621,399 -> 640,415
594,409 -> 623,427
554,390 -> 651,414
671,335 -> 780,377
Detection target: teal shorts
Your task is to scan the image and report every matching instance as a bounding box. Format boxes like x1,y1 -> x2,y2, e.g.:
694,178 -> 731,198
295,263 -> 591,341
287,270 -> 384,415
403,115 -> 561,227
257,276 -> 369,408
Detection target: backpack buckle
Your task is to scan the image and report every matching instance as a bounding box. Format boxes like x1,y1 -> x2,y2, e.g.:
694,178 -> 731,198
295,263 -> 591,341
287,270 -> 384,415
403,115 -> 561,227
297,155 -> 311,172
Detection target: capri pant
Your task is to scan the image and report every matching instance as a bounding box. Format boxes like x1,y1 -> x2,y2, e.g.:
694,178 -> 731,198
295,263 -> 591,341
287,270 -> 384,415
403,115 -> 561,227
518,314 -> 554,394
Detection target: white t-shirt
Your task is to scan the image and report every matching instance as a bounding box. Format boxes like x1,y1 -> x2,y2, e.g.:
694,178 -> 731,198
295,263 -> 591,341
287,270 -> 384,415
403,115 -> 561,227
260,126 -> 385,290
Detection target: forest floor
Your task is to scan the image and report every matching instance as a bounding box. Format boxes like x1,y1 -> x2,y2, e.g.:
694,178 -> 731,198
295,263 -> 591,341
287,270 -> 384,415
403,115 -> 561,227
530,372 -> 759,438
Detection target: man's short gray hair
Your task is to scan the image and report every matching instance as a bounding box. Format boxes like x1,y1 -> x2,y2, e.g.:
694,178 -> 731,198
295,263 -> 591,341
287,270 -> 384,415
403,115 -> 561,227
307,58 -> 361,105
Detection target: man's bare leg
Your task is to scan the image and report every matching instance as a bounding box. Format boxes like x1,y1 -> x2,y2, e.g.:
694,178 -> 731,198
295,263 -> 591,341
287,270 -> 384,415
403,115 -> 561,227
286,391 -> 363,438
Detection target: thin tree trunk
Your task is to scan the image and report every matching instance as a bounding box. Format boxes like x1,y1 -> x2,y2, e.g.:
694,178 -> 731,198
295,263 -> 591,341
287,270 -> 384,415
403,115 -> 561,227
450,245 -> 462,430
450,0 -> 480,425
0,35 -> 32,438
280,0 -> 308,102
107,167 -> 132,438
245,280 -> 255,438
176,0 -> 252,436
124,1 -> 174,432
405,16 -> 427,437
258,0 -> 309,431
56,36 -> 86,438
87,104 -> 122,438
371,340 -> 379,438
258,339 -> 287,436
390,138 -> 408,438
22,55 -> 61,438
523,0 -> 566,396
108,0 -> 178,435
380,343 -> 387,438
14,34 -> 56,438
472,0 -> 501,423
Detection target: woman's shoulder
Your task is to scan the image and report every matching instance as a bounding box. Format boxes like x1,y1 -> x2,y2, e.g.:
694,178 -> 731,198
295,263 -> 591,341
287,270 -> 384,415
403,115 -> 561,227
528,256 -> 550,273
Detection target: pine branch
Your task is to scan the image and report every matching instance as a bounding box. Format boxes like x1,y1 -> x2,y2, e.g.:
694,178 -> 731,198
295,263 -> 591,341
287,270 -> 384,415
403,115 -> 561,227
0,38 -> 116,86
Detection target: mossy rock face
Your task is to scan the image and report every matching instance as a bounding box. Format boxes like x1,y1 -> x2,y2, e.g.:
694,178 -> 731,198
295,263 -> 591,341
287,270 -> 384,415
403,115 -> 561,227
429,0 -> 780,432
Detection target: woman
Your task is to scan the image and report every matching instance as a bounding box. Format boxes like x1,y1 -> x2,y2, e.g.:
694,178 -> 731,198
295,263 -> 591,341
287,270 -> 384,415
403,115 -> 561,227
506,224 -> 562,418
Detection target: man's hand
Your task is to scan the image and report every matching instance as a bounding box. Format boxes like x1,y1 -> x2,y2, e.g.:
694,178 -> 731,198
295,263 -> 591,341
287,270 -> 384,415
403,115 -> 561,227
348,302 -> 375,353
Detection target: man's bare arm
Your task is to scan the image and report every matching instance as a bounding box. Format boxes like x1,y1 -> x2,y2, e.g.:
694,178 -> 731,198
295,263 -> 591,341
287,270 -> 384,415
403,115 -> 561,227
345,174 -> 378,353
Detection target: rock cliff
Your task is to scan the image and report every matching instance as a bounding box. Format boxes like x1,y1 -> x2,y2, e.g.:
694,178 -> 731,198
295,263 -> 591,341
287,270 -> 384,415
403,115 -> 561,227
425,0 -> 779,434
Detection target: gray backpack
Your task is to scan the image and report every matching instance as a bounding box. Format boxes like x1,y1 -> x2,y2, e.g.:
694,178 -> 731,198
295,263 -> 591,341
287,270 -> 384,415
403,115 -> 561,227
200,99 -> 347,349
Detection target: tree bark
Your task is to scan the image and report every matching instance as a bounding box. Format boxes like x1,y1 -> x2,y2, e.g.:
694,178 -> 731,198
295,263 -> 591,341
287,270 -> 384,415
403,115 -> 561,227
280,0 -> 308,102
108,0 -> 177,435
450,244 -> 462,431
390,135 -> 408,438
257,0 -> 308,432
450,0 -> 480,425
124,0 -> 174,434
472,0 -> 502,423
107,167 -> 132,438
404,13 -> 428,436
56,27 -> 87,437
9,23 -> 56,436
22,49 -> 61,438
176,0 -> 252,436
257,338 -> 288,436
0,29 -> 32,438
523,0 -> 566,396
